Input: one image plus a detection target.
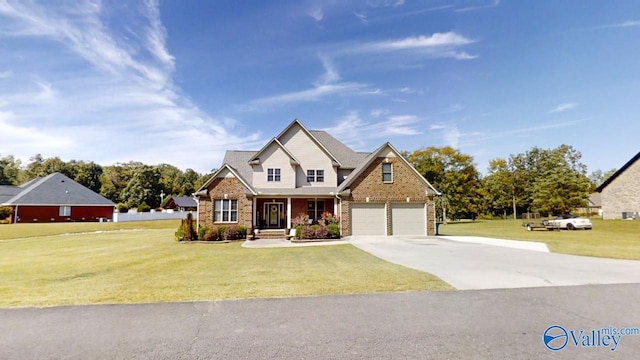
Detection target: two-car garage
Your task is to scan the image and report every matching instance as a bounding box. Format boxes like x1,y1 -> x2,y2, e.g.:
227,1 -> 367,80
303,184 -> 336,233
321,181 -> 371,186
350,203 -> 426,236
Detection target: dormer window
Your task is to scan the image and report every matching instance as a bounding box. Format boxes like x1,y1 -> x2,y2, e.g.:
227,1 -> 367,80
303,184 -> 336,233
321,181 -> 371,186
382,163 -> 393,183
307,169 -> 324,183
267,168 -> 281,182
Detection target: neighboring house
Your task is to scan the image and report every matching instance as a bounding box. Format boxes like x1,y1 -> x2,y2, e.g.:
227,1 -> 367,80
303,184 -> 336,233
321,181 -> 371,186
195,120 -> 440,236
0,173 -> 115,223
164,196 -> 197,211
595,151 -> 640,220
575,193 -> 602,216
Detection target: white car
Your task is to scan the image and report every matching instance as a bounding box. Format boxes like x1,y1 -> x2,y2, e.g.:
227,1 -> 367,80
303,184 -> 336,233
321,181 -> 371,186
549,214 -> 593,230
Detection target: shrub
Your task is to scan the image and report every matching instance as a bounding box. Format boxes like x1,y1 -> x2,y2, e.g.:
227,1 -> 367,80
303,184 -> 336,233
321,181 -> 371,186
0,206 -> 11,221
198,226 -> 210,240
218,225 -> 229,240
203,227 -> 221,241
227,226 -> 239,240
315,226 -> 330,239
295,225 -> 304,239
292,213 -> 309,227
237,225 -> 247,238
327,223 -> 340,238
137,202 -> 151,213
301,226 -> 316,239
319,211 -> 340,226
175,213 -> 196,241
116,203 -> 129,213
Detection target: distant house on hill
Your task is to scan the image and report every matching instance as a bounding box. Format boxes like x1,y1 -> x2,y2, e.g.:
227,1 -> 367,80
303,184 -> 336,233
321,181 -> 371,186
0,173 -> 115,223
164,196 -> 197,212
595,151 -> 640,220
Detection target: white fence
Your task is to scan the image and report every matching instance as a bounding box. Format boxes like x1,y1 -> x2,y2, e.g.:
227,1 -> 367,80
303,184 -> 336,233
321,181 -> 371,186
112,210 -> 196,222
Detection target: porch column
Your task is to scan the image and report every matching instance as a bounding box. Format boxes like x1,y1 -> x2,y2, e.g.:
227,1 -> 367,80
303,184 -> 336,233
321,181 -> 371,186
287,197 -> 292,229
252,197 -> 257,227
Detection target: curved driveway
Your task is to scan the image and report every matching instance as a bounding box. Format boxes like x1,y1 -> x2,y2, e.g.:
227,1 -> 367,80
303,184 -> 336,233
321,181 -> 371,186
349,236 -> 640,290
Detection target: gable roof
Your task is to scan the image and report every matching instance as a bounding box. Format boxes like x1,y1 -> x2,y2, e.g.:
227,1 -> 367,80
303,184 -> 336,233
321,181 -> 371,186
337,142 -> 440,195
0,185 -> 21,203
1,173 -> 115,206
196,164 -> 257,195
309,130 -> 369,169
168,196 -> 197,208
276,119 -> 342,167
249,138 -> 300,166
595,151 -> 640,192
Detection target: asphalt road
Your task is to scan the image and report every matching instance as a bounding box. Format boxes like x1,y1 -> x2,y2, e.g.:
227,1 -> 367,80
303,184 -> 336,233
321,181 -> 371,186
349,236 -> 640,289
1,284 -> 640,359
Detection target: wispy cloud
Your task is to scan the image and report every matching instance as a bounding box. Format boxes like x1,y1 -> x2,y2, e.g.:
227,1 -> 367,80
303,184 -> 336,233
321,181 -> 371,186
247,56 -> 374,107
549,102 -> 578,114
322,111 -> 420,149
350,32 -> 477,60
454,0 -> 500,13
366,0 -> 405,8
0,0 -> 258,172
604,20 -> 640,28
458,119 -> 586,147
307,6 -> 323,22
354,11 -> 367,23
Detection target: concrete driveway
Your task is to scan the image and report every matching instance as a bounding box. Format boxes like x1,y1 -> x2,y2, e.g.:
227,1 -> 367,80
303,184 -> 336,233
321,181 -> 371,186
348,236 -> 640,290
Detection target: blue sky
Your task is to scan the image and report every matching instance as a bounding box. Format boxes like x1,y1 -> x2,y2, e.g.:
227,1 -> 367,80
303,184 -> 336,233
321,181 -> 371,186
1,0 -> 638,174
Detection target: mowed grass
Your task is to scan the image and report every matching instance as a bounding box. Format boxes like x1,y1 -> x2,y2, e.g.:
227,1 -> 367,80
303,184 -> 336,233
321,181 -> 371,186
0,226 -> 451,308
439,218 -> 640,260
0,219 -> 181,240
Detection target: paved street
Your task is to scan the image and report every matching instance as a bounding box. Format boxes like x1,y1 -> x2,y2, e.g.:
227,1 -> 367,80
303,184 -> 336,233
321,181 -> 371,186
1,284 -> 640,359
349,236 -> 640,289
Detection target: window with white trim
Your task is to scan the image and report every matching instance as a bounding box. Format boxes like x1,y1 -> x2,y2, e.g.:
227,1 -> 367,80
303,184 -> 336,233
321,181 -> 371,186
307,169 -> 324,183
267,168 -> 281,182
382,163 -> 393,183
214,199 -> 238,222
59,206 -> 71,217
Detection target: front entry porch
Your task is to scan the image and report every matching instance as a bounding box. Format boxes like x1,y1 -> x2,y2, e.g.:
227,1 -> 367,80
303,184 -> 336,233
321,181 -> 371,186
255,197 -> 336,230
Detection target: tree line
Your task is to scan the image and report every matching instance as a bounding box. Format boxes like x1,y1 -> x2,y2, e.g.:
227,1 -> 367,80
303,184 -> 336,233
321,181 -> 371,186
0,154 -> 213,210
405,144 -> 616,220
1,144 -> 615,218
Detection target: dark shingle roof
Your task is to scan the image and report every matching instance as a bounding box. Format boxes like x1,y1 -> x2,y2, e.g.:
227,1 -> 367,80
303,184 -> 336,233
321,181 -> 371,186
223,151 -> 256,186
0,185 -> 21,203
170,196 -> 197,208
309,130 -> 370,169
1,173 -> 115,206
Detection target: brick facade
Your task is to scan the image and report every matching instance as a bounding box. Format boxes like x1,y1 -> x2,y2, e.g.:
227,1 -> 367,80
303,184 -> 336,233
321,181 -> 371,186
600,157 -> 640,219
340,156 -> 436,236
198,177 -> 253,229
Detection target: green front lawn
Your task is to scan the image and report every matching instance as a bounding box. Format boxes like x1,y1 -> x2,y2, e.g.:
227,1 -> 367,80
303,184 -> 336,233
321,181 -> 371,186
0,226 -> 451,308
439,218 -> 640,260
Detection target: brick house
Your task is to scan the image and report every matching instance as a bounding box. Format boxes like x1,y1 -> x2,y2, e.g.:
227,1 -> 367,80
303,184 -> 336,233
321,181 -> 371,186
195,120 -> 440,236
0,172 -> 115,223
595,151 -> 640,220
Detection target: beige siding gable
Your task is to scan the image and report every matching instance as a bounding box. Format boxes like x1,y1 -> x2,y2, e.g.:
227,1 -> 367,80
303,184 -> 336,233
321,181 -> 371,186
601,158 -> 640,219
252,142 -> 296,188
278,122 -> 338,187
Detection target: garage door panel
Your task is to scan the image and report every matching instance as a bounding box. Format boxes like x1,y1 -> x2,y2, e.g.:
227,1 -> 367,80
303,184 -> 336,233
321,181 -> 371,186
351,203 -> 385,236
391,203 -> 426,235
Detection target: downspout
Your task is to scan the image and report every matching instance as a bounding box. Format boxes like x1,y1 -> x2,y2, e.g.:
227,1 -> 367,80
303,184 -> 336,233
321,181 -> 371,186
335,193 -> 342,237
14,205 -> 19,224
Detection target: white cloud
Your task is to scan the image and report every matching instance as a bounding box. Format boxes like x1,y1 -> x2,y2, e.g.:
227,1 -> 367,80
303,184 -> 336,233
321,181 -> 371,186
0,0 -> 258,172
247,56 -> 374,107
354,11 -> 367,22
606,20 -> 640,28
307,6 -> 323,22
367,0 -> 405,8
454,0 -> 500,13
549,102 -> 579,114
350,32 -> 477,60
322,111 -> 420,149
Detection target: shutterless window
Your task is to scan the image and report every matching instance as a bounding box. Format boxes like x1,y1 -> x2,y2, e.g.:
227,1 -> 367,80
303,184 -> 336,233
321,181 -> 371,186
307,200 -> 325,222
59,206 -> 71,216
382,163 -> 393,183
214,199 -> 238,222
267,168 -> 281,182
307,169 -> 324,183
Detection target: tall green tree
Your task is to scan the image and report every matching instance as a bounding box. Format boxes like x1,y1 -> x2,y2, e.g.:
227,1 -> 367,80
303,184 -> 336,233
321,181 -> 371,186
407,146 -> 482,220
482,158 -> 515,218
71,161 -> 103,192
120,164 -> 162,208
0,155 -> 22,185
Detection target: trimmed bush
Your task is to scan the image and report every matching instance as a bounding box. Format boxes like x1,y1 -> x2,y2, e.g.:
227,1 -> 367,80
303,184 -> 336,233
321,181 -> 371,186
198,226 -> 210,240
327,223 -> 340,238
116,203 -> 129,213
295,225 -> 304,239
301,226 -> 316,239
227,226 -> 239,240
315,226 -> 330,239
218,225 -> 229,240
137,202 -> 151,213
203,227 -> 221,241
175,213 -> 196,241
0,206 -> 11,221
237,225 -> 247,238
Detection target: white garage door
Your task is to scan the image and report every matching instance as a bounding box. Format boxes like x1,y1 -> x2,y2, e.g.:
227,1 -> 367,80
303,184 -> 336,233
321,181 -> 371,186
351,203 -> 386,236
391,203 -> 426,235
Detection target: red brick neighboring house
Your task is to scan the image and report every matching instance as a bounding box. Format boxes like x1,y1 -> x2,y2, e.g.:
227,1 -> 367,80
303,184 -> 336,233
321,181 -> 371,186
195,120 -> 440,236
0,173 -> 115,223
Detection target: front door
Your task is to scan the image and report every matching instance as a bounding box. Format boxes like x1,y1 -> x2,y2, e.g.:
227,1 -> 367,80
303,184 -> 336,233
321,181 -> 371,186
264,202 -> 283,228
